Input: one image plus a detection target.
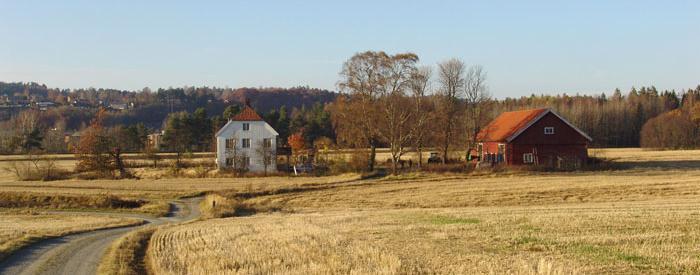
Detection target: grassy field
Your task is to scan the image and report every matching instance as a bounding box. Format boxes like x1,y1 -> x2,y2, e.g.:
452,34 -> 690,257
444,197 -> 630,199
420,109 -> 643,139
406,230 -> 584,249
2,148 -> 700,274
0,212 -> 143,261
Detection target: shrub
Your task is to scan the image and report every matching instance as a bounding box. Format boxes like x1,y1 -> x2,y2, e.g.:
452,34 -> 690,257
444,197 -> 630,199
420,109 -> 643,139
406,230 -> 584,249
5,158 -> 71,181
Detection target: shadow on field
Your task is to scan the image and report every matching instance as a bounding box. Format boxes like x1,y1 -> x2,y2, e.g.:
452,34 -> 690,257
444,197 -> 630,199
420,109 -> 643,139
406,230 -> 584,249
614,160 -> 700,170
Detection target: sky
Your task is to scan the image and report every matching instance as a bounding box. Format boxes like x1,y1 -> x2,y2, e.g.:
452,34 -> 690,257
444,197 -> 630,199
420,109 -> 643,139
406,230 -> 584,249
1,1 -> 698,98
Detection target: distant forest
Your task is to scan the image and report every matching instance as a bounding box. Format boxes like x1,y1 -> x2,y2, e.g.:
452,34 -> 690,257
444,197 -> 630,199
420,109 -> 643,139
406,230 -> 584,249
0,82 -> 336,130
1,80 -> 699,154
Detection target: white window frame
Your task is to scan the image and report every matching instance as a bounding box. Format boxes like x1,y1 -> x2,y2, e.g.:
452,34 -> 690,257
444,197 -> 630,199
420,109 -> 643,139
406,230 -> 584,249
242,138 -> 250,148
242,123 -> 250,131
263,138 -> 272,148
523,153 -> 534,164
544,127 -> 555,135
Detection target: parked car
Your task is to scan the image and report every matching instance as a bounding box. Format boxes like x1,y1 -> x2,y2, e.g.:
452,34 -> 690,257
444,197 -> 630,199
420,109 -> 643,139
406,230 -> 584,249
427,152 -> 442,164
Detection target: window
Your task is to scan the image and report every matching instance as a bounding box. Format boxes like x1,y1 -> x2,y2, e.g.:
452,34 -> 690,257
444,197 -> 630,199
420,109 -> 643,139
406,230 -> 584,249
225,139 -> 235,149
225,158 -> 233,167
242,138 -> 250,148
243,156 -> 250,166
544,127 -> 555,135
242,123 -> 250,131
523,153 -> 534,164
263,138 -> 272,148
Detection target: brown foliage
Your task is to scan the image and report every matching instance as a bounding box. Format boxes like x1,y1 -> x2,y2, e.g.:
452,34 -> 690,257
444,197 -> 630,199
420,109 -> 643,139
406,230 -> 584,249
640,108 -> 699,149
75,108 -> 114,174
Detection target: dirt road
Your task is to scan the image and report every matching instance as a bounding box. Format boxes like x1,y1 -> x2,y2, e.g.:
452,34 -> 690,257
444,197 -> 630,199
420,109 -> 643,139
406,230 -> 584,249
0,197 -> 202,275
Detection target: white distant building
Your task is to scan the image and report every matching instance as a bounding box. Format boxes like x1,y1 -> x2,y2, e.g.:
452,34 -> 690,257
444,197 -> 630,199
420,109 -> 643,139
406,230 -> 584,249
215,105 -> 278,173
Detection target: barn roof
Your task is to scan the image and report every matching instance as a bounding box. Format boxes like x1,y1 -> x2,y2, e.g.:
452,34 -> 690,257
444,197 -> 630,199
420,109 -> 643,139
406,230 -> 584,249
231,105 -> 263,121
477,108 -> 592,142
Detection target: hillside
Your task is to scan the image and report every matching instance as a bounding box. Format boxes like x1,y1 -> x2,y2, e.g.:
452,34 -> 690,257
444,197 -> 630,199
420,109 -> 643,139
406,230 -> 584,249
0,82 -> 338,129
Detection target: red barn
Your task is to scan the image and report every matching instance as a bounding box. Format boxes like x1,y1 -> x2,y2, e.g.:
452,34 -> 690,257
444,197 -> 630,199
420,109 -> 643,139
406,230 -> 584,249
476,108 -> 592,167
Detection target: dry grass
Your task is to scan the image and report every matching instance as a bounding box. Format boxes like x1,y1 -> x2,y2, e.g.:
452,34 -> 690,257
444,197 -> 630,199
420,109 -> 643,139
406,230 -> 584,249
145,148 -> 700,274
0,174 -> 360,199
0,191 -> 170,217
199,194 -> 240,219
98,227 -> 156,275
0,212 -> 143,261
148,200 -> 700,274
4,149 -> 700,273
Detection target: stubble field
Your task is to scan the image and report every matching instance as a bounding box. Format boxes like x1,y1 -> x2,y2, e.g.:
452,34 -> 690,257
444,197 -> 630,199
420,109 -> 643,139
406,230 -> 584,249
145,149 -> 700,274
2,148 -> 700,274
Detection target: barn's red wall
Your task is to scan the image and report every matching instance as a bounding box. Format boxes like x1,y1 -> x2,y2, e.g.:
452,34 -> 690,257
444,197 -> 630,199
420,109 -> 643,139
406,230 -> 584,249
509,112 -> 588,165
478,112 -> 589,165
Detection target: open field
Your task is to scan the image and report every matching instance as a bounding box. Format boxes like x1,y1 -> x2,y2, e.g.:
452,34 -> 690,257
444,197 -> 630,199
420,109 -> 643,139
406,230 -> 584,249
2,148 -> 700,274
144,148 -> 700,274
0,212 -> 142,261
149,200 -> 700,274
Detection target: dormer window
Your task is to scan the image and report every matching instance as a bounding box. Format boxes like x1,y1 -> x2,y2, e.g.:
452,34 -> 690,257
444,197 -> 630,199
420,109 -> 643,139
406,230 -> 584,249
544,127 -> 554,135
242,123 -> 250,131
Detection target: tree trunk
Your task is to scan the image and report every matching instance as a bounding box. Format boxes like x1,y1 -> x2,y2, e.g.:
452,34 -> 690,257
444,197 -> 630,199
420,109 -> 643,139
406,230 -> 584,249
176,151 -> 182,168
417,147 -> 423,168
442,142 -> 449,164
368,140 -> 376,171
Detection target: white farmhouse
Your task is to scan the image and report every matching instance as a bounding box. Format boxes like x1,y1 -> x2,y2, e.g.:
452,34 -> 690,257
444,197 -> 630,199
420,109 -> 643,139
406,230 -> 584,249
215,106 -> 278,173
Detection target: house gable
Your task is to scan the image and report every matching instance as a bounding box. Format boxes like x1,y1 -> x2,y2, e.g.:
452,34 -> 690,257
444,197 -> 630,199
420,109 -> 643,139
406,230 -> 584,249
509,112 -> 590,145
216,120 -> 278,139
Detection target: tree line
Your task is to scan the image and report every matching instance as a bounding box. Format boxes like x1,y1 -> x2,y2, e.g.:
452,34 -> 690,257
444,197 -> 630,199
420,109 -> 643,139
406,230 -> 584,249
2,54 -> 699,161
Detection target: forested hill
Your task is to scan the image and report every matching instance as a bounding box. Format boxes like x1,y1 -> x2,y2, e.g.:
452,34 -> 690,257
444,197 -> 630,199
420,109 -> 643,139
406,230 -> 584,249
0,82 -> 338,129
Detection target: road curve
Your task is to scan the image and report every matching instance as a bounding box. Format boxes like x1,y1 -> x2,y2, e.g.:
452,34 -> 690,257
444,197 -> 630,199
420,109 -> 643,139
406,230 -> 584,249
0,196 -> 203,275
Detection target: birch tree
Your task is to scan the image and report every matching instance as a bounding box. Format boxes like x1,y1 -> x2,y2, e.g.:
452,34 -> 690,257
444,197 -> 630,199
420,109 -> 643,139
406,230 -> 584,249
377,53 -> 419,174
436,58 -> 465,164
463,65 -> 490,160
409,66 -> 432,167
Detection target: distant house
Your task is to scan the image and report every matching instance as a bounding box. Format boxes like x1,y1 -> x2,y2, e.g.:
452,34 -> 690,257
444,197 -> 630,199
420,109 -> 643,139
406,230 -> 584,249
215,105 -> 278,172
147,132 -> 164,150
35,101 -> 55,111
64,132 -> 82,152
476,108 -> 592,167
109,103 -> 128,110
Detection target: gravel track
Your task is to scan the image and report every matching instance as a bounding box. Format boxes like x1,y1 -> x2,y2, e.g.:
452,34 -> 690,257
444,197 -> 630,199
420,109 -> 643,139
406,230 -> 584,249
0,197 -> 202,275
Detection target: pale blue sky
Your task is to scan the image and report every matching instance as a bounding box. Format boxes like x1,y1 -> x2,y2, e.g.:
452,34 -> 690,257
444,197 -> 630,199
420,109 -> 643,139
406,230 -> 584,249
1,1 -> 698,97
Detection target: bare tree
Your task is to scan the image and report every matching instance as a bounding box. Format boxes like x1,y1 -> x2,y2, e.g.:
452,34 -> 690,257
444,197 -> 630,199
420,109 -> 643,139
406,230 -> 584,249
255,139 -> 276,176
377,53 -> 419,174
335,51 -> 388,171
436,58 -> 466,164
409,66 -> 432,168
463,65 -> 491,161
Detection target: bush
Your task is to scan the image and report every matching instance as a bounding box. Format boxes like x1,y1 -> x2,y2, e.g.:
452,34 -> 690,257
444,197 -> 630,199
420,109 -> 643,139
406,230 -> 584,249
5,158 -> 71,181
326,151 -> 370,175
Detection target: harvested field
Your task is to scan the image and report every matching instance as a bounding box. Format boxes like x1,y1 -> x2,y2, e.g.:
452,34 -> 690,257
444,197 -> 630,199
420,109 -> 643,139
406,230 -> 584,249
2,148 -> 700,273
146,148 -> 700,274
149,200 -> 700,274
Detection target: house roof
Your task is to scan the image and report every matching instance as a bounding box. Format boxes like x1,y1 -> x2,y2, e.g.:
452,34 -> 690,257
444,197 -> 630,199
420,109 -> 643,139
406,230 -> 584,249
477,108 -> 592,142
231,106 -> 263,121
